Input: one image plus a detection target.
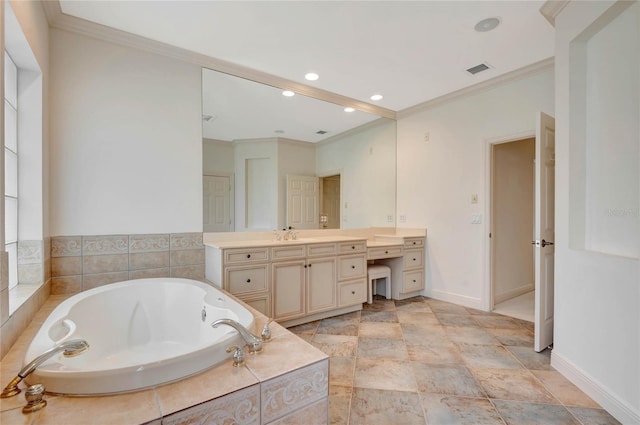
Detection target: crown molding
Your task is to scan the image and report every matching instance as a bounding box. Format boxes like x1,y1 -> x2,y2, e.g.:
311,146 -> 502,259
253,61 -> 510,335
317,117 -> 391,147
43,1 -> 396,120
397,57 -> 555,120
540,0 -> 571,27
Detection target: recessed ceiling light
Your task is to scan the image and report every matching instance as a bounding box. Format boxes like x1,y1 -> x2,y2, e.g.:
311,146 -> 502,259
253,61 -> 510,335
370,94 -> 383,101
475,17 -> 500,32
305,72 -> 319,81
344,107 -> 355,113
282,90 -> 295,97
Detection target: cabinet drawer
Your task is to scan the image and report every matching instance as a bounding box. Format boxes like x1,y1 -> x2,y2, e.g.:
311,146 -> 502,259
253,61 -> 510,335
240,293 -> 272,317
224,247 -> 269,265
226,265 -> 269,295
339,279 -> 366,307
338,241 -> 366,254
404,238 -> 424,248
271,245 -> 306,260
402,269 -> 424,294
337,254 -> 366,281
403,248 -> 424,269
367,245 -> 403,260
307,243 -> 337,257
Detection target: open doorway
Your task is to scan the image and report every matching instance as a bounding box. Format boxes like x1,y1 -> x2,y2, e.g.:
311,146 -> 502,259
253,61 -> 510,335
319,175 -> 341,229
491,138 -> 535,322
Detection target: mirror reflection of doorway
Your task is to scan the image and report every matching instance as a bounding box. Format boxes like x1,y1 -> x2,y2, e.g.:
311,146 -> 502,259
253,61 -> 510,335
320,175 -> 341,229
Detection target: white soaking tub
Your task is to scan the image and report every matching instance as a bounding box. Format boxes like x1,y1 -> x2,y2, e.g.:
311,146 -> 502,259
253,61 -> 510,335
24,278 -> 254,395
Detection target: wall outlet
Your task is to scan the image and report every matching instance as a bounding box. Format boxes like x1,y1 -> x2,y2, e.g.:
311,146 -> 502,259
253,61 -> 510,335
471,214 -> 482,224
387,215 -> 394,223
424,132 -> 430,142
399,215 -> 407,223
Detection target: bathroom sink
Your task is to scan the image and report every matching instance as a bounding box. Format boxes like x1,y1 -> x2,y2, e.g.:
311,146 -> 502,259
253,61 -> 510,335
273,238 -> 317,244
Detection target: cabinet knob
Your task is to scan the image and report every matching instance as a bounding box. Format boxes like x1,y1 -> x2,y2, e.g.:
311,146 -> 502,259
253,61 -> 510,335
351,265 -> 355,269
351,246 -> 355,250
246,278 -> 251,283
385,250 -> 388,254
413,279 -> 416,283
246,254 -> 251,259
413,242 -> 416,245
304,265 -> 307,268
413,258 -> 416,261
351,291 -> 355,295
308,264 -> 312,268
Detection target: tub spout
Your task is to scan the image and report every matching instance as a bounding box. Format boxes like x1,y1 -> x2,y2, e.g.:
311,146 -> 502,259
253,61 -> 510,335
1,339 -> 89,398
211,319 -> 263,354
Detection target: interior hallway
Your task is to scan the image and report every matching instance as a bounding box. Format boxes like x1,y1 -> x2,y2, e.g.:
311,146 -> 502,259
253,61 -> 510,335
288,296 -> 619,425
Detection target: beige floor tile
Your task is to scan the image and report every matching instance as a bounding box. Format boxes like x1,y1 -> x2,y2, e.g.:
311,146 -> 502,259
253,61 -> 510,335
532,370 -> 600,408
358,321 -> 403,339
354,358 -> 418,392
350,387 -> 425,424
471,368 -> 558,403
329,356 -> 355,387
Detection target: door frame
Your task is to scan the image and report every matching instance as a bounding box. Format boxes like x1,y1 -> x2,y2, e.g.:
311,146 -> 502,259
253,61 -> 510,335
203,172 -> 235,232
483,130 -> 535,312
318,170 -> 342,229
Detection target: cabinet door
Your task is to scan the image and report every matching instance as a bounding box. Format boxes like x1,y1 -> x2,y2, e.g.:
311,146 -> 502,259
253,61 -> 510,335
307,257 -> 337,314
272,260 -> 306,321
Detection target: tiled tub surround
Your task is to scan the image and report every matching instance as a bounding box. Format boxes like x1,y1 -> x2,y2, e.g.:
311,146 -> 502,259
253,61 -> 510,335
50,233 -> 205,294
0,293 -> 329,424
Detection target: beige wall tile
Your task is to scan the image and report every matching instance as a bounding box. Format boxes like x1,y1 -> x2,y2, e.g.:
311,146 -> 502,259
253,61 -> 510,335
170,233 -> 203,251
83,254 -> 128,275
17,240 -> 43,264
82,271 -> 129,291
129,234 -> 170,253
51,256 -> 82,277
51,236 -> 82,257
170,264 -> 205,281
130,252 -> 170,271
82,235 -> 128,256
0,251 -> 8,291
17,263 -> 43,284
267,398 -> 328,425
51,276 -> 82,295
44,237 -> 51,261
1,288 -> 9,325
44,258 -> 51,281
170,248 -> 204,266
261,360 -> 329,423
129,268 -> 171,280
162,385 -> 259,425
0,315 -> 16,360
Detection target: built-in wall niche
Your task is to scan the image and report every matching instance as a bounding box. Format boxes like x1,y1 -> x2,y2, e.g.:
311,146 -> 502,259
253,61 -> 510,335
201,68 -> 397,232
569,1 -> 640,258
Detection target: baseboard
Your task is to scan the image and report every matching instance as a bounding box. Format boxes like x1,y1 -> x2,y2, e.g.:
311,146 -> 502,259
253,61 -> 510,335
551,351 -> 640,424
424,289 -> 483,310
494,283 -> 534,304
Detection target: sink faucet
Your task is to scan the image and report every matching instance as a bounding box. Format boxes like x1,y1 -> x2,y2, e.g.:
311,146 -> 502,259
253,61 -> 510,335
282,227 -> 296,241
211,319 -> 263,354
1,339 -> 89,398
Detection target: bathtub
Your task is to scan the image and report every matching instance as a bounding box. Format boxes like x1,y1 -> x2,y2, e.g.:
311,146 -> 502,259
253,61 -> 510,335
24,278 -> 254,395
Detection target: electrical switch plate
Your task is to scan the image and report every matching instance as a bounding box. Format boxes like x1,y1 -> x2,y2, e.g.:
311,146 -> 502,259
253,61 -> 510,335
387,215 -> 394,223
399,215 -> 407,223
471,194 -> 478,204
471,214 -> 482,224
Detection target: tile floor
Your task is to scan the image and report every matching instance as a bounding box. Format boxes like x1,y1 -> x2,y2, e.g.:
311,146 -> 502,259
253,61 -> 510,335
288,296 -> 621,425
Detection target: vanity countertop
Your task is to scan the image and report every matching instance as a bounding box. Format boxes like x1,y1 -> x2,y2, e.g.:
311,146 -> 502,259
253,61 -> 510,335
205,235 -> 366,249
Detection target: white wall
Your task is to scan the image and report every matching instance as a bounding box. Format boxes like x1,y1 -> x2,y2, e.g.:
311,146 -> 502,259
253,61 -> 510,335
553,2 -> 639,423
493,138 -> 535,303
203,138 -> 234,175
396,67 -> 554,308
316,118 -> 396,229
50,29 -> 202,236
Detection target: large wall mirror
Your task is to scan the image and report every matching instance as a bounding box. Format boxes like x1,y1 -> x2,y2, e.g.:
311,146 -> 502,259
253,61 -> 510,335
202,68 -> 397,232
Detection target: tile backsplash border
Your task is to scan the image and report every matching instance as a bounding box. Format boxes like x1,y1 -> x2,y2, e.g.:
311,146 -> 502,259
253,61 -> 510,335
50,232 -> 205,295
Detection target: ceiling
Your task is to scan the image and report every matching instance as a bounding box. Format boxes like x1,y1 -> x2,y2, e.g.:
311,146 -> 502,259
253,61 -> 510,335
55,1 -> 555,142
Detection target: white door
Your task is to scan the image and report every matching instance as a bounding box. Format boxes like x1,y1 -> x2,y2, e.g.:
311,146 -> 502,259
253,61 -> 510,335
287,175 -> 319,230
203,175 -> 232,232
534,112 -> 556,352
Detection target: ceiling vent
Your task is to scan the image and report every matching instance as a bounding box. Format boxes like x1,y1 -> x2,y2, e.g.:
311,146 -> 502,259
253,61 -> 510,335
316,130 -> 328,135
466,63 -> 491,75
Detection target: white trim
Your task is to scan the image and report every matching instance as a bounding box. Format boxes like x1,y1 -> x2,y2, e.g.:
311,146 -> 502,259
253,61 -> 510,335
551,351 -> 640,425
483,131 -> 536,312
425,288 -> 482,310
493,284 -> 534,305
398,58 -> 554,119
539,0 -> 571,27
317,117 -> 392,147
43,1 -> 395,120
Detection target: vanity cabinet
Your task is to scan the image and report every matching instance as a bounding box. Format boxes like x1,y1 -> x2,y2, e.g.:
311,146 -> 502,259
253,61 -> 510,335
399,238 -> 425,295
205,238 -> 366,325
372,236 -> 426,300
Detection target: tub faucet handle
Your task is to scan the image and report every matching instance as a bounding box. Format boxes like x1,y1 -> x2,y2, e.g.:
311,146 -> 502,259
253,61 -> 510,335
22,384 -> 46,414
226,345 -> 245,367
261,318 -> 274,342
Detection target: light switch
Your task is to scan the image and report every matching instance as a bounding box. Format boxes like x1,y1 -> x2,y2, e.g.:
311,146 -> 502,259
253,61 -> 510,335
471,194 -> 478,204
471,214 -> 482,224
